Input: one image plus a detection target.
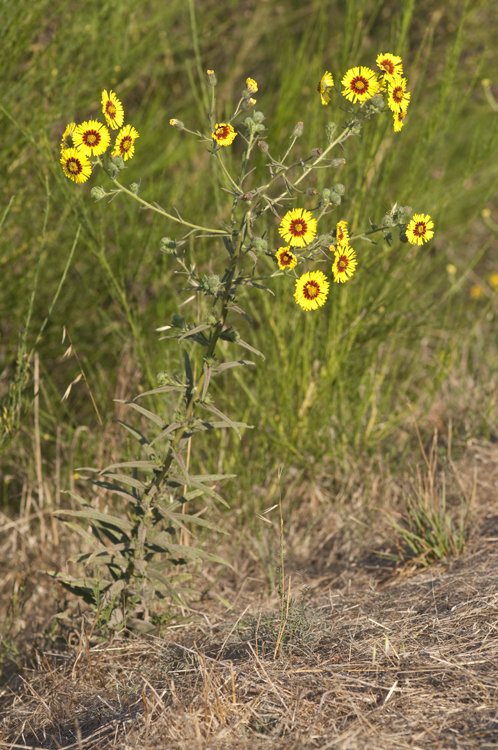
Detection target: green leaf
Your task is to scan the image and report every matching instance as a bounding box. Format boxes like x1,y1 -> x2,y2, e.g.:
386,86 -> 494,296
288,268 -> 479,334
54,508 -> 133,533
92,472 -> 146,491
148,533 -> 231,567
211,360 -> 256,375
115,421 -> 156,459
134,384 -> 187,399
96,460 -> 159,473
233,337 -> 265,359
198,402 -> 242,438
179,323 -> 212,342
150,421 -> 183,446
183,349 -> 194,389
114,400 -> 165,428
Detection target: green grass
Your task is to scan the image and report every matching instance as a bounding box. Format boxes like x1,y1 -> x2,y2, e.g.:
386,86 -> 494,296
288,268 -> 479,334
1,0 -> 498,525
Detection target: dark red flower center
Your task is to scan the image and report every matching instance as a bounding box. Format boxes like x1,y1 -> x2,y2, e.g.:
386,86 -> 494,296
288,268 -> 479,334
83,130 -> 100,147
351,76 -> 368,93
106,101 -> 117,118
392,87 -> 403,103
67,157 -> 82,175
414,222 -> 426,237
290,219 -> 307,237
279,251 -> 293,266
337,227 -> 344,241
381,59 -> 395,75
337,255 -> 349,272
215,125 -> 230,140
303,280 -> 320,300
119,136 -> 132,153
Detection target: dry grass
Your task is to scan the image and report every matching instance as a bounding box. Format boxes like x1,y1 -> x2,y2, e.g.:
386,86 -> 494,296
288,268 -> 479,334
1,440 -> 498,749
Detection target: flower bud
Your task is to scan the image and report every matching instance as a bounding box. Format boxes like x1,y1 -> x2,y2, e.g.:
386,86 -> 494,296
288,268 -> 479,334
160,237 -> 177,254
169,118 -> 185,130
255,123 -> 266,132
252,237 -> 268,253
382,215 -> 394,227
329,193 -> 341,206
311,148 -> 323,158
242,191 -> 256,202
399,231 -> 409,243
206,69 -> 217,87
350,121 -> 362,136
370,94 -> 384,109
293,122 -> 304,138
90,186 -> 107,201
333,183 -> 345,195
306,187 -> 318,197
253,111 -> 265,124
331,158 -> 346,168
322,188 -> 332,202
257,140 -> 269,153
129,182 -> 140,195
205,313 -> 218,326
157,371 -> 171,386
204,274 -> 222,294
403,206 -> 413,219
241,97 -> 257,111
245,77 -> 258,94
326,122 -> 337,141
172,314 -> 187,329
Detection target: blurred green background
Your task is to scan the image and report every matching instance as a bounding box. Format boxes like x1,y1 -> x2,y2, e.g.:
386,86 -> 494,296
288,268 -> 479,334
1,0 -> 497,519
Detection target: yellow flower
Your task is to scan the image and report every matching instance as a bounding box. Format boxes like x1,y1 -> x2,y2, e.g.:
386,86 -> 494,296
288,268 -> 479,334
101,89 -> 124,130
488,272 -> 498,290
278,208 -> 317,248
332,246 -> 357,283
294,270 -> 330,311
393,108 -> 407,132
387,75 -> 411,113
275,247 -> 297,270
318,71 -> 335,106
406,213 -> 435,245
73,120 -> 111,157
376,52 -> 403,78
60,122 -> 76,151
212,123 -> 237,146
335,220 -> 349,247
470,285 -> 483,299
112,124 -> 140,161
341,66 -> 379,103
246,77 -> 258,94
60,148 -> 92,183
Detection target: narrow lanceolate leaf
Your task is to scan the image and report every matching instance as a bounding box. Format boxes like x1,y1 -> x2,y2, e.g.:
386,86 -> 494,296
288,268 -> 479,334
71,552 -> 129,568
233,279 -> 275,295
134,384 -> 187,400
167,474 -> 229,507
233,338 -> 265,359
150,421 -> 183,447
178,323 -> 213,342
94,460 -> 159,473
114,400 -> 165,428
54,508 -> 133,533
198,402 -> 242,438
61,521 -> 99,548
166,510 -> 229,534
211,360 -> 256,375
148,533 -> 232,567
194,420 -> 253,433
227,305 -> 253,326
115,421 -> 156,459
200,362 -> 212,401
82,542 -> 135,566
146,568 -> 188,606
183,348 -> 194,389
92,472 -> 146,492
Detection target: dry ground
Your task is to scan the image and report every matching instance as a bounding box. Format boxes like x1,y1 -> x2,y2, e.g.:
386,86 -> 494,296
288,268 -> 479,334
1,438 -> 498,749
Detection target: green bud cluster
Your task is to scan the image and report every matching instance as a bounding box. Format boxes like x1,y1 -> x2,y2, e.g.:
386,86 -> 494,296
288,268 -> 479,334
202,274 -> 223,295
160,237 -> 177,254
293,122 -> 304,138
90,186 -> 108,201
326,122 -> 337,142
251,237 -> 268,253
245,112 -> 266,136
171,314 -> 188,330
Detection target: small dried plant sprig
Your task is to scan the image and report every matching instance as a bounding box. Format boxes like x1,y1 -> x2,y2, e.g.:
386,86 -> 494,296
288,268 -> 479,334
54,63 -> 434,626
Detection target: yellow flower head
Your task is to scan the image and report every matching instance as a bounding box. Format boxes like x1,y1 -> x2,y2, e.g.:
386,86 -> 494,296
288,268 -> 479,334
112,124 -> 140,161
278,208 -> 317,248
387,75 -> 411,113
376,52 -> 403,78
246,78 -> 258,94
488,272 -> 498,290
101,89 -> 124,130
73,120 -> 111,157
60,122 -> 76,151
60,148 -> 92,183
335,220 -> 349,246
393,108 -> 407,132
332,246 -> 357,283
318,71 -> 335,106
470,284 -> 483,299
341,66 -> 379,103
212,122 -> 237,147
275,247 -> 298,271
294,270 -> 330,311
406,213 -> 435,245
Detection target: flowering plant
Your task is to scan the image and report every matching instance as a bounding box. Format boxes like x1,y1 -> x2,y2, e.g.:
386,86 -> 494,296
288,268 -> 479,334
53,56 -> 434,628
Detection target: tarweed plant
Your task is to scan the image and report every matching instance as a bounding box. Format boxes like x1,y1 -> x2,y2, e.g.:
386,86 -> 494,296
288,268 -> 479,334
52,54 -> 435,627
